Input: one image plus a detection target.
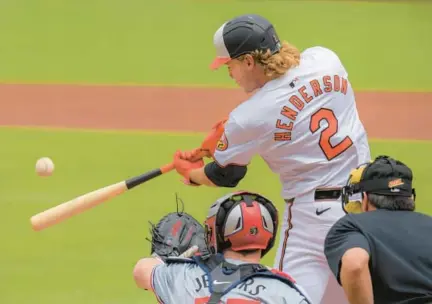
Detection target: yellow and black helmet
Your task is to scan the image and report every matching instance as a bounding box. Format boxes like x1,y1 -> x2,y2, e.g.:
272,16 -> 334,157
341,155 -> 416,214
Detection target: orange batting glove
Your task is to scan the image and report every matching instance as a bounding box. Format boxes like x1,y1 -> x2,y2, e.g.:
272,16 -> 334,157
180,118 -> 227,161
173,150 -> 204,186
178,148 -> 210,161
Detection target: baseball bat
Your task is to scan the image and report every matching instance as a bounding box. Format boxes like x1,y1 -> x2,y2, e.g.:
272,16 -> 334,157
30,162 -> 175,232
30,119 -> 226,232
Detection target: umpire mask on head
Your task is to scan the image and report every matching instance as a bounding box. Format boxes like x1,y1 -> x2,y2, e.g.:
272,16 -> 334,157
341,155 -> 416,214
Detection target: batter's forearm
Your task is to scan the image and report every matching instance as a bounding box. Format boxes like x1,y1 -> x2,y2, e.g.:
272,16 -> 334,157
189,167 -> 217,187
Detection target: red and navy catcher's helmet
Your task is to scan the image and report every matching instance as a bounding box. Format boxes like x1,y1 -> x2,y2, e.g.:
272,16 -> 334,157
204,191 -> 278,257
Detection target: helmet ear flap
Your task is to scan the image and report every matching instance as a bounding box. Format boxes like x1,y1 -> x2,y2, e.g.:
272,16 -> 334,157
215,205 -> 227,242
266,200 -> 278,222
258,198 -> 278,230
215,200 -> 235,251
252,194 -> 279,257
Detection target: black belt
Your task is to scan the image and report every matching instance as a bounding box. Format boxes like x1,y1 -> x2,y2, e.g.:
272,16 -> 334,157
285,188 -> 343,204
314,188 -> 342,201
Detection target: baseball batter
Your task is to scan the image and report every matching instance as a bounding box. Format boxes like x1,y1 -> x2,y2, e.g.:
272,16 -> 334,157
133,191 -> 311,304
172,14 -> 371,304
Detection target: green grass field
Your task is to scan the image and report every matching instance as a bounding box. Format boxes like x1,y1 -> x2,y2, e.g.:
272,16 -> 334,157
1,0 -> 432,303
0,0 -> 431,90
2,128 -> 432,303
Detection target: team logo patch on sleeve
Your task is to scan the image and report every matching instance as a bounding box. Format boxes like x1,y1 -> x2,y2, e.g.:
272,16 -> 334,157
216,132 -> 228,151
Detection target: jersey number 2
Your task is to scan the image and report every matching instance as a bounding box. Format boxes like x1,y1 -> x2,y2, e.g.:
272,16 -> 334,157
195,297 -> 259,304
309,108 -> 353,161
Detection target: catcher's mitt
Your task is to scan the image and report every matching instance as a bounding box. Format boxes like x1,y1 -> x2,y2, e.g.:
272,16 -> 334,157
147,194 -> 208,261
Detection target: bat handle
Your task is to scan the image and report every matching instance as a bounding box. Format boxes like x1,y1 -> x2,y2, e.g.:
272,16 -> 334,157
124,149 -> 207,190
125,163 -> 175,189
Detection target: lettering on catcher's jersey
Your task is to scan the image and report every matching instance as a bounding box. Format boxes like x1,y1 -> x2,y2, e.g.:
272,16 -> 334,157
152,262 -> 310,304
194,273 -> 266,296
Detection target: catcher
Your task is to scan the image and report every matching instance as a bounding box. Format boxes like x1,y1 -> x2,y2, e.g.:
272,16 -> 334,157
133,191 -> 312,304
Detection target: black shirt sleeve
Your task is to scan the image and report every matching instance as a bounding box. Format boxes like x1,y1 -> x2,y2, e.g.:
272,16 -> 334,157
324,215 -> 371,284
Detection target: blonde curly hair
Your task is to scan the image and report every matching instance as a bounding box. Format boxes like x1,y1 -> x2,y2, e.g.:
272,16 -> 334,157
237,41 -> 301,79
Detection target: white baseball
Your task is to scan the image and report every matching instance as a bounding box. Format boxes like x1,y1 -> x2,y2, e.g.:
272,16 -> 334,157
35,157 -> 55,177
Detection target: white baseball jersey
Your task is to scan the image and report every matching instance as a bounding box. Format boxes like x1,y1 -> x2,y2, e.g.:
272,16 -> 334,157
151,258 -> 310,304
214,46 -> 371,199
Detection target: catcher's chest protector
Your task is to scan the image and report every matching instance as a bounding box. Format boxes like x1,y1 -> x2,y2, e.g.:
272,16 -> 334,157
165,254 -> 310,304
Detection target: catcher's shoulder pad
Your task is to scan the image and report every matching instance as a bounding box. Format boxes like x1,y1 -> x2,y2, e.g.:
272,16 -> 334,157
269,268 -> 296,283
244,270 -> 298,287
165,256 -> 195,264
190,254 -> 304,303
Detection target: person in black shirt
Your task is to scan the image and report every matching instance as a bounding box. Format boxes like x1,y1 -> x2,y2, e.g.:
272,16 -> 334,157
324,155 -> 432,304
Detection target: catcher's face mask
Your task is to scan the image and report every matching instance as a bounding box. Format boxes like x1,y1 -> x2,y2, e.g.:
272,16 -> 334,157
204,191 -> 278,258
341,156 -> 416,214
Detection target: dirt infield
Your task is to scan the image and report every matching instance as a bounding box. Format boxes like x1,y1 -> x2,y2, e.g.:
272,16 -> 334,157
0,83 -> 431,140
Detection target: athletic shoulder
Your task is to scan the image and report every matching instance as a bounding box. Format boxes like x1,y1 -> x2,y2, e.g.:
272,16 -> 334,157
300,46 -> 347,73
155,259 -> 205,278
152,261 -> 205,301
325,213 -> 371,248
226,99 -> 270,133
329,213 -> 361,232
254,276 -> 310,303
269,268 -> 296,282
301,46 -> 341,60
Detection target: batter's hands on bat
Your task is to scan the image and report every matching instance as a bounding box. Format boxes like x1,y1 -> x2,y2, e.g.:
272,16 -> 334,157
178,148 -> 211,161
180,118 -> 227,162
173,150 -> 204,186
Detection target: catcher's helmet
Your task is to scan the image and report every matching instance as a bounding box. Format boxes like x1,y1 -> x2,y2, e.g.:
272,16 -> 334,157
204,191 -> 278,257
341,155 -> 416,214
